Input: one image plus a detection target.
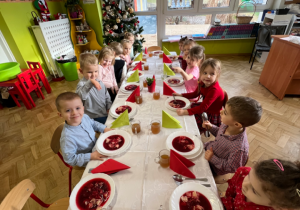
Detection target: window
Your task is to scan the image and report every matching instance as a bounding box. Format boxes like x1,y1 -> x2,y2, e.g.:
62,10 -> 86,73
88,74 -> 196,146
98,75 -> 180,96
165,15 -> 212,36
239,0 -> 268,6
134,0 -> 157,11
167,0 -> 195,10
203,0 -> 231,8
137,15 -> 158,48
215,12 -> 263,24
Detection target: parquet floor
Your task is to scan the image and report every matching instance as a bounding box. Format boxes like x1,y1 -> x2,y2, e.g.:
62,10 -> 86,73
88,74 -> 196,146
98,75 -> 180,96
0,56 -> 299,209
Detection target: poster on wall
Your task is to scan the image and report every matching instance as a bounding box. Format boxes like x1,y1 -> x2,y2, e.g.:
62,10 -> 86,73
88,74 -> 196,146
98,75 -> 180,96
83,0 -> 95,4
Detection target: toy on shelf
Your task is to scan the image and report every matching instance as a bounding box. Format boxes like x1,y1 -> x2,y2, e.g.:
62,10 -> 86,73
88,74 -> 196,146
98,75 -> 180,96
33,0 -> 51,22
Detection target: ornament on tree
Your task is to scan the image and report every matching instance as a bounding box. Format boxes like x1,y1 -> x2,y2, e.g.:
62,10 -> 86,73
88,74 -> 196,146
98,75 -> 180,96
103,12 -> 107,17
105,24 -> 110,30
116,18 -> 120,23
106,6 -> 111,11
109,30 -> 113,34
122,14 -> 127,19
105,31 -> 109,35
113,25 -> 118,30
109,10 -> 115,16
125,11 -> 128,15
134,23 -> 137,26
118,10 -> 122,14
138,20 -> 140,23
103,4 -> 106,7
128,7 -> 134,13
112,1 -> 116,5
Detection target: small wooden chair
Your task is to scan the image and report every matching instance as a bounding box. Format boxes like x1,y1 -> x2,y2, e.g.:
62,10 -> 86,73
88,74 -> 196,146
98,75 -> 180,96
148,46 -> 161,52
27,61 -> 52,94
0,179 -> 69,210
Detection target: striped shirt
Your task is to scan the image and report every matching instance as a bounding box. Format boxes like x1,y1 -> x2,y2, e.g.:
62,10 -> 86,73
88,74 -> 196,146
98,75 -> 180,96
205,124 -> 249,175
76,78 -> 112,119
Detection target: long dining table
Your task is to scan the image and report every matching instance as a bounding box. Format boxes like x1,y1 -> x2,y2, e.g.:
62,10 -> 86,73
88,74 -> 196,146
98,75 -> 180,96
69,53 -> 222,210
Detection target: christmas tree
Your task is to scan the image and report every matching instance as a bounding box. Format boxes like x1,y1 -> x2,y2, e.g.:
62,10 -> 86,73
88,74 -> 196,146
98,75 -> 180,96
101,0 -> 145,54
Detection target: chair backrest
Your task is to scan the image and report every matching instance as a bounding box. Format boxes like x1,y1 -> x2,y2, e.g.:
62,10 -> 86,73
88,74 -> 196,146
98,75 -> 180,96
0,179 -> 35,210
148,46 -> 161,52
223,89 -> 228,108
17,70 -> 39,91
51,123 -> 65,154
27,61 -> 42,71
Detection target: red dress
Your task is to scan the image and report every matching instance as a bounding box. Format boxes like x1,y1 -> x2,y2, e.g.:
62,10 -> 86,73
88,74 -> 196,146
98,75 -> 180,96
178,56 -> 187,71
221,167 -> 274,210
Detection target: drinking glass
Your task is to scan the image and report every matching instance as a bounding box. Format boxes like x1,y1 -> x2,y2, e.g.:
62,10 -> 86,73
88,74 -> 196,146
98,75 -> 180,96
151,119 -> 161,134
131,120 -> 141,134
154,149 -> 170,168
135,93 -> 143,104
142,57 -> 147,62
153,89 -> 160,100
159,53 -> 163,59
144,64 -> 149,71
149,52 -> 153,57
143,79 -> 148,87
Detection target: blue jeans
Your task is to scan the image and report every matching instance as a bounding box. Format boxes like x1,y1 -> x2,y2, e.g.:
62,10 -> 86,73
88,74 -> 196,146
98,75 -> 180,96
93,116 -> 107,125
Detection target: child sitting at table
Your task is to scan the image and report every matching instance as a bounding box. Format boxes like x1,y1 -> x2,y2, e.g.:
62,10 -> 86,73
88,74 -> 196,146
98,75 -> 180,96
56,92 -> 112,167
76,53 -> 112,124
109,42 -> 127,87
98,47 -> 118,102
121,39 -> 133,68
124,32 -> 135,59
221,159 -> 300,210
178,39 -> 197,71
178,36 -> 188,56
202,96 -> 262,176
173,45 -> 205,97
173,58 -> 224,133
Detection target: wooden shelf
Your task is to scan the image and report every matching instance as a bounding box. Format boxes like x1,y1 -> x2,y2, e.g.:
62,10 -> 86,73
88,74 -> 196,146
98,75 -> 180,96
75,30 -> 91,32
76,42 -> 89,46
70,18 -> 82,20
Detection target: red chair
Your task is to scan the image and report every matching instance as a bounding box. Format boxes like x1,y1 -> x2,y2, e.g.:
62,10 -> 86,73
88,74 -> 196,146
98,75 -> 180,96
8,87 -> 32,110
27,61 -> 52,94
17,70 -> 45,108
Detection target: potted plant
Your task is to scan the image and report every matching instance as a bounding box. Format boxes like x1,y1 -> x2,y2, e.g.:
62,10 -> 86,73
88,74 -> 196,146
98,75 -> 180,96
146,77 -> 155,93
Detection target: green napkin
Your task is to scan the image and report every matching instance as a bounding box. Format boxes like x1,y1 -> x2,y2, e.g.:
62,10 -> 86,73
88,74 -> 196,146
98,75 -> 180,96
164,63 -> 175,76
163,46 -> 171,55
127,70 -> 139,82
162,110 -> 182,128
111,109 -> 130,128
134,52 -> 143,61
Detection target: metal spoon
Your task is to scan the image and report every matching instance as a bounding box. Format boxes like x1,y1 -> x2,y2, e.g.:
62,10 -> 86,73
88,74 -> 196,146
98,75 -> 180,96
201,112 -> 210,137
173,94 -> 178,104
173,174 -> 208,182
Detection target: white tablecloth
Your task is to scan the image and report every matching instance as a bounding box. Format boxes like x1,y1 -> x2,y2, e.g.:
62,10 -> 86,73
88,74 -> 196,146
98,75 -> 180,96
69,55 -> 221,210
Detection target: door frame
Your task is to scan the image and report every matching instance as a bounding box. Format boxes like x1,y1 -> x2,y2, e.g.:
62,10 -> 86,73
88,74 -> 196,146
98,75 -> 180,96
0,30 -> 16,62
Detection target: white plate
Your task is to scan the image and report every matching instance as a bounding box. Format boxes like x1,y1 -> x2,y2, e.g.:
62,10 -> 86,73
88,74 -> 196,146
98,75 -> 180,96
164,96 -> 191,111
109,107 -> 137,119
131,61 -> 146,66
170,182 -> 221,210
152,50 -> 163,55
120,82 -> 142,94
98,138 -> 132,156
127,70 -> 144,78
166,131 -> 201,156
167,55 -> 179,61
96,130 -> 131,156
164,76 -> 184,87
110,102 -> 137,118
69,173 -> 115,210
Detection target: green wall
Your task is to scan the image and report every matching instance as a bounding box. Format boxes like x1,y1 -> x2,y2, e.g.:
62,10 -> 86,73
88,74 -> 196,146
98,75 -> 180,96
162,39 -> 255,55
0,1 -> 65,76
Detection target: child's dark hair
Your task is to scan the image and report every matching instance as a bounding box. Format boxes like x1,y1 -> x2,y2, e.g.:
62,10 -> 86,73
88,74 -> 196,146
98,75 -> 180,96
179,36 -> 188,43
189,45 -> 205,64
226,96 -> 262,127
254,159 -> 300,209
56,92 -> 81,111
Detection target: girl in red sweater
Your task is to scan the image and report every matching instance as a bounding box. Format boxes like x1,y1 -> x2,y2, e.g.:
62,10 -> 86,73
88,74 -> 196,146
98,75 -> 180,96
178,39 -> 197,71
173,58 -> 224,133
221,159 -> 300,210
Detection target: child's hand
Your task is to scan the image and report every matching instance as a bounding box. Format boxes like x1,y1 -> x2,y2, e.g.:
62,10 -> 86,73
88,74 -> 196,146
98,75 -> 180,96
205,147 -> 214,161
172,93 -> 182,97
114,86 -> 119,93
104,127 -> 113,132
202,121 -> 212,130
172,67 -> 183,73
120,54 -> 126,60
176,108 -> 188,116
90,79 -> 102,90
90,151 -> 106,161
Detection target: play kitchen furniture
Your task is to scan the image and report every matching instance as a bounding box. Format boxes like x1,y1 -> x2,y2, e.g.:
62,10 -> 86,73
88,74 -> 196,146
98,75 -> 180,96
259,35 -> 300,100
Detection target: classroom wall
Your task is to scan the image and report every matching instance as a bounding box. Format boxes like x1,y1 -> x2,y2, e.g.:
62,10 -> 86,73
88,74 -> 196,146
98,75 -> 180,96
162,39 -> 256,55
0,1 -> 65,76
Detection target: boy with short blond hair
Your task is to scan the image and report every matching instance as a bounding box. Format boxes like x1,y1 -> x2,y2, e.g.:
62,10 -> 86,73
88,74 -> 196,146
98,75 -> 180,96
203,96 -> 262,175
56,92 -> 111,167
76,53 -> 112,124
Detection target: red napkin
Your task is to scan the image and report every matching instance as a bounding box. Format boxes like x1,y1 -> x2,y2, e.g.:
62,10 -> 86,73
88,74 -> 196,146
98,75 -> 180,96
145,47 -> 148,55
153,74 -> 156,86
163,53 -> 172,63
133,61 -> 143,71
91,159 -> 130,174
163,81 -> 176,96
126,86 -> 140,102
170,149 -> 195,179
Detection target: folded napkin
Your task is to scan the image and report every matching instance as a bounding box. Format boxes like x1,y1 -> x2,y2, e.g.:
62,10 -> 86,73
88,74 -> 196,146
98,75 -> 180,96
163,53 -> 172,63
163,81 -> 176,96
127,70 -> 139,82
111,109 -> 130,128
145,47 -> 148,55
148,75 -> 156,92
134,52 -> 143,61
162,110 -> 182,128
170,149 -> 195,179
163,46 -> 171,55
133,61 -> 143,71
91,159 -> 130,174
126,86 -> 140,103
163,63 -> 175,76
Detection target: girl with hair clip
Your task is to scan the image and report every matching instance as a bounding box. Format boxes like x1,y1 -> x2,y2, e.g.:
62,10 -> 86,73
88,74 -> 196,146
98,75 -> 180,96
97,47 -> 118,102
178,39 -> 197,71
178,36 -> 188,56
221,159 -> 300,210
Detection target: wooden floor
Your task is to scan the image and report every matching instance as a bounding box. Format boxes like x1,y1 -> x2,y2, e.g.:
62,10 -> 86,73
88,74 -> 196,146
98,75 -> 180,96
0,56 -> 300,209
